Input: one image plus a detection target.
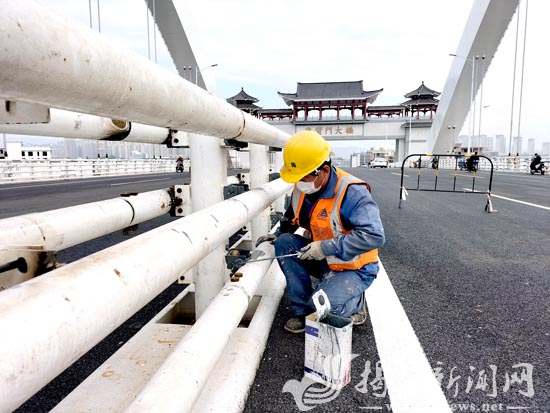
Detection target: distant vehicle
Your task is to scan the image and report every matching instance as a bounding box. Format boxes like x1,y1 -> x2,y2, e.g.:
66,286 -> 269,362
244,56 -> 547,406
369,158 -> 389,168
530,154 -> 545,175
530,162 -> 546,175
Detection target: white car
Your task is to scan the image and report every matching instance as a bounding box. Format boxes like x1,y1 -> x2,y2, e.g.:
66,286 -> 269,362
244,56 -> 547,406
369,158 -> 389,168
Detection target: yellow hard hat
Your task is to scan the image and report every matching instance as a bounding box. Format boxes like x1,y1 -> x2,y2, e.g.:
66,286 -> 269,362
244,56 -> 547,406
280,130 -> 331,183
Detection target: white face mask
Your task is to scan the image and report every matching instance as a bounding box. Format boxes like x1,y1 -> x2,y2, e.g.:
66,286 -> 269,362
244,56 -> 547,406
296,179 -> 321,194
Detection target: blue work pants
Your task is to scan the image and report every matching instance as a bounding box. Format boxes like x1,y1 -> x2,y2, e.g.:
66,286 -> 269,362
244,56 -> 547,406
274,233 -> 377,318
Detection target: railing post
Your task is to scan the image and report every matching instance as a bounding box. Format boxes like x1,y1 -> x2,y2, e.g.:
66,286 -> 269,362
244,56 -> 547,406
249,144 -> 271,245
190,133 -> 228,318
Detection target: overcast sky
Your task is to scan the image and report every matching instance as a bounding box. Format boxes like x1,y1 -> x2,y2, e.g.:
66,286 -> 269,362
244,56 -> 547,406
39,0 -> 550,150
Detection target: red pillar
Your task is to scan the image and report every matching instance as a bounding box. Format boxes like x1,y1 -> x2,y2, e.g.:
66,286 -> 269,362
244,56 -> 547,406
337,104 -> 340,120
351,104 -> 355,120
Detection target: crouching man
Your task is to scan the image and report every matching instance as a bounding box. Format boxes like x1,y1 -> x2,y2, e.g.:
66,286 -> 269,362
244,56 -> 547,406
257,131 -> 385,333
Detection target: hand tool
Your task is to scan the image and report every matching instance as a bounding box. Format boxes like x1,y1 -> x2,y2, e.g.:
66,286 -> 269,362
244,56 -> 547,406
245,252 -> 301,263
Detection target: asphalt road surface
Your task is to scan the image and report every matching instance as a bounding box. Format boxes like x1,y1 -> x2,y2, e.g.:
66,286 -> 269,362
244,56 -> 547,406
246,167 -> 550,412
2,167 -> 549,412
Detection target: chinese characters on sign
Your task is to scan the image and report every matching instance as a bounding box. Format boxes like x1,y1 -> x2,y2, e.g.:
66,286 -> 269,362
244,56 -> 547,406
303,126 -> 356,136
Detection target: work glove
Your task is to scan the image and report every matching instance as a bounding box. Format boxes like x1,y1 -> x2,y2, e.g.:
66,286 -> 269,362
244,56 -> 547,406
299,241 -> 326,261
255,234 -> 277,248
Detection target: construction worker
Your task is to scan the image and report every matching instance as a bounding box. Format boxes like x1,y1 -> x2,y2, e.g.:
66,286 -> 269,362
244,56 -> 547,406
256,131 -> 384,333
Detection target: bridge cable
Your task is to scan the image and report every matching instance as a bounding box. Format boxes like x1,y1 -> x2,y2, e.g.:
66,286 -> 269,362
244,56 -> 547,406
88,0 -> 92,29
508,1 -> 521,155
146,0 -> 151,60
517,0 -> 529,143
153,0 -> 157,63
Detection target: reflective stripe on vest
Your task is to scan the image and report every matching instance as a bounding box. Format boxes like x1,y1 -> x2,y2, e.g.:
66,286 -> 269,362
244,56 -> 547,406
291,168 -> 378,271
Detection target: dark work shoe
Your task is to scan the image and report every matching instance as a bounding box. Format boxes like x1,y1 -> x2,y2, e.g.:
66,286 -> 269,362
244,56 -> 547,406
284,316 -> 306,333
350,299 -> 368,326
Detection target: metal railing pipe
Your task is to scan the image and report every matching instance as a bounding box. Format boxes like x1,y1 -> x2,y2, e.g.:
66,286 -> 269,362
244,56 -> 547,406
0,107 -> 174,144
0,108 -> 129,140
0,0 -> 289,148
0,179 -> 291,412
0,189 -> 173,252
126,241 -> 277,413
125,122 -> 172,144
0,189 -> 173,288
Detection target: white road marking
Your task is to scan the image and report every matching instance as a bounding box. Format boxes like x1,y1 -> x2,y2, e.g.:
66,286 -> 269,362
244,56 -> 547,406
455,173 -> 486,179
0,175 -> 170,190
392,173 -> 408,177
110,178 -> 171,186
366,262 -> 451,413
0,182 -> 82,190
462,189 -> 550,211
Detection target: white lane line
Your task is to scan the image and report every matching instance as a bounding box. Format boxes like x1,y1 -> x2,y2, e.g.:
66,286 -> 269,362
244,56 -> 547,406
366,262 -> 451,413
455,173 -> 486,179
110,178 -> 171,186
392,173 -> 408,177
462,189 -> 550,211
0,182 -> 82,190
0,175 -> 170,190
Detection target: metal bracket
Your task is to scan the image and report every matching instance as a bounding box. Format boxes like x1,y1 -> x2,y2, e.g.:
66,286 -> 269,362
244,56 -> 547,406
224,139 -> 248,151
170,184 -> 191,217
0,248 -> 59,289
223,183 -> 249,200
168,130 -> 190,148
269,172 -> 280,182
236,172 -> 249,185
122,224 -> 139,235
225,248 -> 251,275
270,211 -> 283,227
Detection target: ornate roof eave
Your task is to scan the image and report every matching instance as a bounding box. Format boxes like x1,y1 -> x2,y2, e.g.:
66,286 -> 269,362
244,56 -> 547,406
405,81 -> 440,98
236,103 -> 262,110
277,88 -> 383,105
362,88 -> 384,104
227,87 -> 259,103
277,92 -> 297,106
401,97 -> 440,106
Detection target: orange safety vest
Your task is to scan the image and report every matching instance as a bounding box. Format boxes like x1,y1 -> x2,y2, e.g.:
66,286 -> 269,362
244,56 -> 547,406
291,167 -> 378,271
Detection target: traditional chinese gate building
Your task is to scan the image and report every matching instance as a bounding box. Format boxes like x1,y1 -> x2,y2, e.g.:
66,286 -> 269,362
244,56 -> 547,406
233,80 -> 441,161
274,81 -> 383,122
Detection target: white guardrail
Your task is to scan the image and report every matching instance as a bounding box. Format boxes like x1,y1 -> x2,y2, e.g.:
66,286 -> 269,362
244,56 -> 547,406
0,158 -> 183,183
2,156 -> 545,184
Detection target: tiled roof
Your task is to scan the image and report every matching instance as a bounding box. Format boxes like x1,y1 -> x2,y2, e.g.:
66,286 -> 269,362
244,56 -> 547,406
278,81 -> 383,105
404,81 -> 440,98
401,97 -> 440,106
226,87 -> 259,103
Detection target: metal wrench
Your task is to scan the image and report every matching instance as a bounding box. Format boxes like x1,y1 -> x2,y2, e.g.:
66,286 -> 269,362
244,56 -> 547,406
246,252 -> 301,263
